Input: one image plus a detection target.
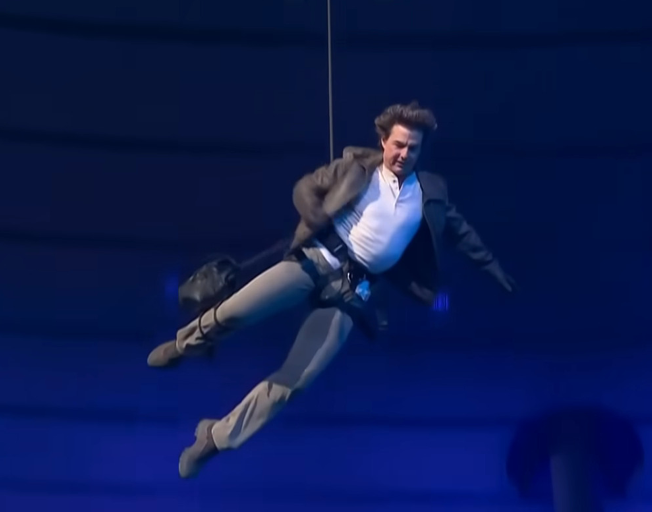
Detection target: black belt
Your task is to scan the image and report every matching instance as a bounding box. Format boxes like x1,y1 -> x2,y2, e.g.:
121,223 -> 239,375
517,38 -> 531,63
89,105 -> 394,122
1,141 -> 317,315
316,226 -> 375,286
317,225 -> 349,263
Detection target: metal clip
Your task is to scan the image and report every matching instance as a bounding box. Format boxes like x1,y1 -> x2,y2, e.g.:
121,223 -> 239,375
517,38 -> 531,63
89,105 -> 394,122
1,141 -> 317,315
354,279 -> 371,302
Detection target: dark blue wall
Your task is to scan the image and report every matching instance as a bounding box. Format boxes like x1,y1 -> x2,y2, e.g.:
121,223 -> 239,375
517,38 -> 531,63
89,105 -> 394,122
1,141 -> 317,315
1,1 -> 651,510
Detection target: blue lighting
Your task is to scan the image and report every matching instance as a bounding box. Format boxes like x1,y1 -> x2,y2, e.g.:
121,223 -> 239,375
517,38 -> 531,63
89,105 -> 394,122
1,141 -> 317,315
432,292 -> 449,312
164,274 -> 179,303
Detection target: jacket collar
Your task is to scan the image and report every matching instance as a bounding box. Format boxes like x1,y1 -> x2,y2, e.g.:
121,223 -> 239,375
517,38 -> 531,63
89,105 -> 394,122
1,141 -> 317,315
341,146 -> 447,203
342,146 -> 383,176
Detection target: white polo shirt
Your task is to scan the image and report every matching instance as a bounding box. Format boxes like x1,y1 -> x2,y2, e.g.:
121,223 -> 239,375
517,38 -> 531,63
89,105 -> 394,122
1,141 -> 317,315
316,166 -> 423,274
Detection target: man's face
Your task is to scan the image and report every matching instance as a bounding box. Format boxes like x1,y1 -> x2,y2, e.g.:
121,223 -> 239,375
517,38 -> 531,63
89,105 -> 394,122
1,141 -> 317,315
381,124 -> 423,175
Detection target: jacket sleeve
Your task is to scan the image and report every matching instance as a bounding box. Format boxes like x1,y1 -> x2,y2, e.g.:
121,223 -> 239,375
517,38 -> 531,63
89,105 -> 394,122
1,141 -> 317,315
444,203 -> 494,266
292,159 -> 341,230
444,202 -> 515,292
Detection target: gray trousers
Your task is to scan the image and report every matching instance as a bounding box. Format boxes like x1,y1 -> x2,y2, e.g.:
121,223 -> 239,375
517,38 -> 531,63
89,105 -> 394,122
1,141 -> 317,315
175,247 -> 354,451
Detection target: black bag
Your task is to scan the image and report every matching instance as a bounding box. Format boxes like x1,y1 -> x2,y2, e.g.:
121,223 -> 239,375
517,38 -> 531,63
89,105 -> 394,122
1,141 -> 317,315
178,238 -> 293,315
178,254 -> 240,314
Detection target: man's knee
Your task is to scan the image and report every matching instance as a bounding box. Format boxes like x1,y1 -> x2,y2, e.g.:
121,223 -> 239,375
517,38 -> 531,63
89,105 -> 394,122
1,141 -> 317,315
212,283 -> 258,330
213,300 -> 241,330
266,367 -> 311,394
267,368 -> 300,390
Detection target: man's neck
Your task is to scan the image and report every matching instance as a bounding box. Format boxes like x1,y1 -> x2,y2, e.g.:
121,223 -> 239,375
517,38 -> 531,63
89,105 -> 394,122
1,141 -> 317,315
395,172 -> 410,187
382,164 -> 413,187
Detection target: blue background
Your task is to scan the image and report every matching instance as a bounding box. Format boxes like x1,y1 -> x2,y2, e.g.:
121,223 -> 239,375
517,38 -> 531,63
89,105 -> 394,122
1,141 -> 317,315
0,1 -> 651,510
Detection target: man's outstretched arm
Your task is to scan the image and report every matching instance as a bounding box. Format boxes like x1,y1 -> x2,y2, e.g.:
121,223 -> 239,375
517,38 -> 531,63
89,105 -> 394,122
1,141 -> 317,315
444,202 -> 517,293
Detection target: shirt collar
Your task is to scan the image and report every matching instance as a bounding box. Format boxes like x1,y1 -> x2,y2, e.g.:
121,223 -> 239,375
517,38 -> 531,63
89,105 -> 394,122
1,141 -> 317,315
379,165 -> 417,186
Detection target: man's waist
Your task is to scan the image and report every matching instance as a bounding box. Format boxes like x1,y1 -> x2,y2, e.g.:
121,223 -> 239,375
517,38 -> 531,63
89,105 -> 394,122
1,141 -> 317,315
317,225 -> 413,276
314,226 -> 374,280
312,227 -> 375,305
316,225 -> 348,263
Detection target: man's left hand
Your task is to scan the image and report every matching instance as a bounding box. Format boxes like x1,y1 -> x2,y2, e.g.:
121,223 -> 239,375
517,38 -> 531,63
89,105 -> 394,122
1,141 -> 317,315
501,274 -> 519,293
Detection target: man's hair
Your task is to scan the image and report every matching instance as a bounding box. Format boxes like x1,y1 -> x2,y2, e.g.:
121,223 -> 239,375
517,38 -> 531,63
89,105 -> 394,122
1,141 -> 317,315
374,101 -> 437,143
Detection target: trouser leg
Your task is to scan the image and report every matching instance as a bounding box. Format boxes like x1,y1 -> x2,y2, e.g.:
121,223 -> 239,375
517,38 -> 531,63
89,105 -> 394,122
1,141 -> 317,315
210,306 -> 354,450
175,257 -> 318,352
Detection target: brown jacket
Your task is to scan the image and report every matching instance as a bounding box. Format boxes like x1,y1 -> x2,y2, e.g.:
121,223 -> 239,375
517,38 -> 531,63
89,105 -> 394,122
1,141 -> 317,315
290,146 -> 514,307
